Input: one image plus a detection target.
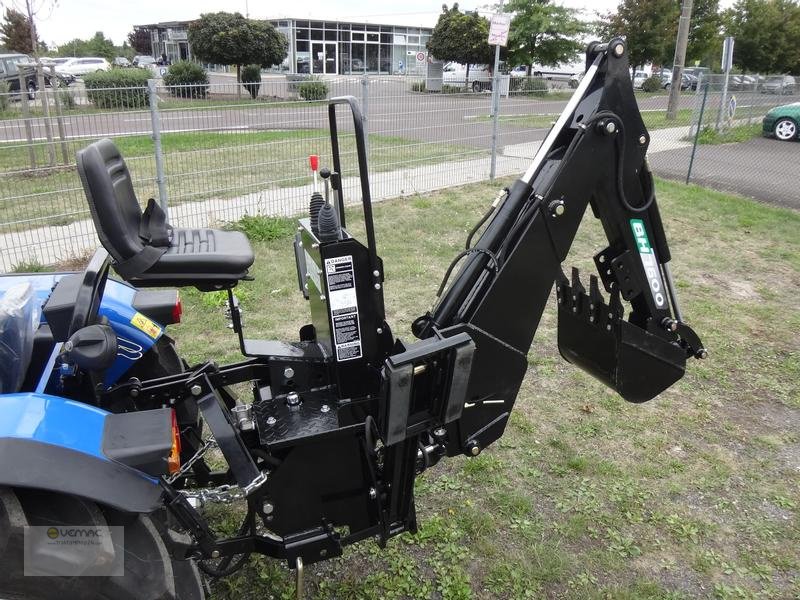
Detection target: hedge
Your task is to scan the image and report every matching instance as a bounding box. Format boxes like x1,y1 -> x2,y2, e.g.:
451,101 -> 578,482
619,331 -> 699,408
84,69 -> 151,109
162,61 -> 209,99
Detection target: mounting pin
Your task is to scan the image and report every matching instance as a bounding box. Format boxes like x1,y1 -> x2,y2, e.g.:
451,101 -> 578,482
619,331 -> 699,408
190,384 -> 202,396
467,442 -> 481,456
548,199 -> 566,217
613,43 -> 624,57
211,550 -> 220,559
284,367 -> 295,379
604,121 -> 617,134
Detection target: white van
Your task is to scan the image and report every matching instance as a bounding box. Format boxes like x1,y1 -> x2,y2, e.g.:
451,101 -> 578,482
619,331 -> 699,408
442,63 -> 492,92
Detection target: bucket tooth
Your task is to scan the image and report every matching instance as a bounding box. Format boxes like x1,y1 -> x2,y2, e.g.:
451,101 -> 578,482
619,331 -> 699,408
588,275 -> 604,324
570,267 -> 585,315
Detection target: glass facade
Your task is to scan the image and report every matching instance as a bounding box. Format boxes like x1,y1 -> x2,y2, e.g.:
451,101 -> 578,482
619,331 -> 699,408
269,19 -> 432,75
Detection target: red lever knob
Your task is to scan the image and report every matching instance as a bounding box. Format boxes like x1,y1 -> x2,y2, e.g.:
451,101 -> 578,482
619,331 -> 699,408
309,155 -> 319,172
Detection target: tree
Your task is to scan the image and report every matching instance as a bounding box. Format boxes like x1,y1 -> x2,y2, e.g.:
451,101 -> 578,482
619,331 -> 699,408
597,0 -> 681,71
686,0 -> 722,65
61,32 -> 115,60
502,0 -> 586,73
127,27 -> 152,55
0,8 -> 36,54
427,4 -> 495,88
724,0 -> 800,74
188,12 -> 287,86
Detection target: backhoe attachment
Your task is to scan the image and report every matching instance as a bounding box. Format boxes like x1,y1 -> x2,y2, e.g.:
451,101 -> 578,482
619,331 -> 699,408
415,38 -> 706,453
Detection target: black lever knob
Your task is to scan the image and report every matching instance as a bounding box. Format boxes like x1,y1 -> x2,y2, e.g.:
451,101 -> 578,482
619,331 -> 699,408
320,167 -> 331,179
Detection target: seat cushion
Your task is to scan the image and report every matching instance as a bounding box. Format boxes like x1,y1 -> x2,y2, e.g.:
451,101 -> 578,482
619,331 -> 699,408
146,228 -> 255,275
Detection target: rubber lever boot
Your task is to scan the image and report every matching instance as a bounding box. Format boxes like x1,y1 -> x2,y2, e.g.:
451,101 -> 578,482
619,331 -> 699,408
317,203 -> 341,242
309,192 -> 324,235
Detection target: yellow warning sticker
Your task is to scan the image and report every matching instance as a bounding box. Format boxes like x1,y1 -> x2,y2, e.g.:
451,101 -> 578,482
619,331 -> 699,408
131,312 -> 161,339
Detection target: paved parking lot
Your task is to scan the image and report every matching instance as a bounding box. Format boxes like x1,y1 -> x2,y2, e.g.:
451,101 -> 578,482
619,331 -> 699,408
649,135 -> 799,209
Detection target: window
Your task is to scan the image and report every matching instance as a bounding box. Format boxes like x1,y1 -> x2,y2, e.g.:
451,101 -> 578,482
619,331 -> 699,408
311,28 -> 323,41
339,31 -> 350,42
296,28 -> 309,40
352,32 -> 364,41
367,33 -> 379,43
393,34 -> 406,45
325,29 -> 336,41
407,35 -> 419,45
296,40 -> 309,52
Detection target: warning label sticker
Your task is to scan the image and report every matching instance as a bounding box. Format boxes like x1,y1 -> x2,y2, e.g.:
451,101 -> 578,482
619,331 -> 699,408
324,255 -> 362,362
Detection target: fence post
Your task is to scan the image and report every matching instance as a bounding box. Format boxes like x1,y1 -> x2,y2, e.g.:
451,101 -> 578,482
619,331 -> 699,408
17,69 -> 36,170
49,65 -> 69,164
360,74 -> 369,157
686,82 -> 709,185
148,79 -> 169,214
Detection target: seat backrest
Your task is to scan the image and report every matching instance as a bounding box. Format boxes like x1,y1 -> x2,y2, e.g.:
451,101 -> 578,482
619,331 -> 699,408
0,283 -> 40,394
76,138 -> 145,263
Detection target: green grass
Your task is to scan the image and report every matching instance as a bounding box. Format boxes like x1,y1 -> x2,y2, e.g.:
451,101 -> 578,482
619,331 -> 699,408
168,177 -> 800,599
696,123 -> 762,145
0,129 -> 481,234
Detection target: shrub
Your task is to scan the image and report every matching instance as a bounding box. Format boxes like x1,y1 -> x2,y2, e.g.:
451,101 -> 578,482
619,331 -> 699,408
441,84 -> 462,94
0,81 -> 9,112
162,61 -> 209,99
241,64 -> 262,100
411,80 -> 426,92
297,76 -> 328,101
641,75 -> 662,93
516,77 -> 549,97
58,89 -> 76,109
84,69 -> 150,108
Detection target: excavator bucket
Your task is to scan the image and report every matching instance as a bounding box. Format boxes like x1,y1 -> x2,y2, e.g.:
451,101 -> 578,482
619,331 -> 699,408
556,268 -> 686,403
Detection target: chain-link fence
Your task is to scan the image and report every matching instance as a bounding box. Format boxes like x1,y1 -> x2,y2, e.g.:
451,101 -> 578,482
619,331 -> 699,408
0,71 -> 796,270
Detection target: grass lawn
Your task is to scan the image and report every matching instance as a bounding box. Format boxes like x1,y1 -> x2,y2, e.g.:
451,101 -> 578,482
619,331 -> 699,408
0,129 -> 481,233
167,178 -> 800,599
695,123 -> 763,145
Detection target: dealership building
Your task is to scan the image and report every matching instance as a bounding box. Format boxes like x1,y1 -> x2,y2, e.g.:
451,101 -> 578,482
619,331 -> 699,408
136,19 -> 433,76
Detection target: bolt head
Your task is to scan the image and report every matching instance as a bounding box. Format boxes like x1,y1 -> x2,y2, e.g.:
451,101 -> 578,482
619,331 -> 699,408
374,283 -> 381,290
369,487 -> 377,499
190,384 -> 202,397
698,349 -> 708,359
434,427 -> 446,437
283,367 -> 295,379
266,416 -> 277,426
605,121 -> 617,134
470,444 -> 481,456
373,270 -> 380,277
211,550 -> 220,559
613,43 -> 624,57
639,135 -> 647,145
262,502 -> 274,515
321,404 -> 330,413
286,391 -> 301,407
319,294 -> 326,301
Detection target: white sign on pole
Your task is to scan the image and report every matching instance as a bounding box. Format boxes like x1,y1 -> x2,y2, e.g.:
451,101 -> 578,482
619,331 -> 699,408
415,51 -> 427,65
488,14 -> 511,47
721,36 -> 735,72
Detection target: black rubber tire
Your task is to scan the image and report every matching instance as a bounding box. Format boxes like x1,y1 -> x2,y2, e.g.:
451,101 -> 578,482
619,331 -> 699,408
0,486 -> 205,600
472,80 -> 482,93
26,82 -> 36,101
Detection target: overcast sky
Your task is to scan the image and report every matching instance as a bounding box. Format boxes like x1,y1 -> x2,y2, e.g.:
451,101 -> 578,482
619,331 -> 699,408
3,0 -> 624,48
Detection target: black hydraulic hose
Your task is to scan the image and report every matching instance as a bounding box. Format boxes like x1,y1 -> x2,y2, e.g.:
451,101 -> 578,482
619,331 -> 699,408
583,110 -> 655,214
436,247 -> 500,299
198,506 -> 255,578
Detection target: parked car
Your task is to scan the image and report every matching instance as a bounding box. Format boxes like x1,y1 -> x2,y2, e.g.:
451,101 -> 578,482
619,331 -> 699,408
761,75 -> 795,95
661,72 -> 692,91
133,55 -> 156,69
0,53 -> 39,99
762,102 -> 800,141
55,57 -> 110,78
113,56 -> 131,68
442,62 -> 491,92
632,71 -> 649,89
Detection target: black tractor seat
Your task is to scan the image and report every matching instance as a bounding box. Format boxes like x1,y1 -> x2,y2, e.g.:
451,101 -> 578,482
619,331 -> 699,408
76,138 -> 254,290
